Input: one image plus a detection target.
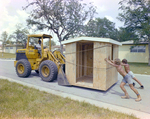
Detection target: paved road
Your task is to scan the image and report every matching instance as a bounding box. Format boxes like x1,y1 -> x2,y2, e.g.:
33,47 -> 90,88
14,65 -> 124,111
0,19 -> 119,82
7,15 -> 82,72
0,59 -> 150,119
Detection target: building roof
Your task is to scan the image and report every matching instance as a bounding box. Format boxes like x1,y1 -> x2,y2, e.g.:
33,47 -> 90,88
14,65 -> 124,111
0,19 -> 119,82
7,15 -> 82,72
121,40 -> 148,45
62,37 -> 122,46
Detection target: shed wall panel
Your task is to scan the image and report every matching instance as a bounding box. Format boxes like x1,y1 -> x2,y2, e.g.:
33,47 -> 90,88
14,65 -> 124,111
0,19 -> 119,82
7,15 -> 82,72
106,45 -> 118,89
105,44 -> 114,90
113,45 -> 119,83
76,43 -> 81,78
93,42 -> 108,90
65,43 -> 76,84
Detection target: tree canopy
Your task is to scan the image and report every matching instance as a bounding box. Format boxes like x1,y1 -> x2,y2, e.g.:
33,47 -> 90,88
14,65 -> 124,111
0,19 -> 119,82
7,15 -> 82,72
0,31 -> 10,53
24,0 -> 96,46
45,39 -> 56,46
117,27 -> 138,42
84,17 -> 118,40
9,24 -> 29,48
118,0 -> 150,41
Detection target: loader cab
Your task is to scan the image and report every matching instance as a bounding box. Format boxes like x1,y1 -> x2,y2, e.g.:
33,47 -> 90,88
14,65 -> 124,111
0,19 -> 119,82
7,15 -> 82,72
26,34 -> 53,59
15,34 -> 53,70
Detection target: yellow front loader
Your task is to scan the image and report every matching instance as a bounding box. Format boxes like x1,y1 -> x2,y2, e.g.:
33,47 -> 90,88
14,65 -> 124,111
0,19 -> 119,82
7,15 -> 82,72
14,34 -> 69,85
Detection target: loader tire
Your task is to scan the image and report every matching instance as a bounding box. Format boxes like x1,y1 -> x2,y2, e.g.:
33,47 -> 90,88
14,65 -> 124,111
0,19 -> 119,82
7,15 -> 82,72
16,59 -> 31,77
39,60 -> 58,82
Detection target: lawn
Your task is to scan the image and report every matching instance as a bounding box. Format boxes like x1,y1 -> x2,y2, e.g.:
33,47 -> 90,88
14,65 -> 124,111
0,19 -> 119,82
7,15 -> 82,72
0,79 -> 138,119
0,52 -> 16,59
128,62 -> 150,75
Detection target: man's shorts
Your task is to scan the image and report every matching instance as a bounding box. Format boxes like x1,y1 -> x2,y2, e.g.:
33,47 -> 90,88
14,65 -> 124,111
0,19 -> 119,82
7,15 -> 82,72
122,74 -> 133,84
128,71 -> 135,78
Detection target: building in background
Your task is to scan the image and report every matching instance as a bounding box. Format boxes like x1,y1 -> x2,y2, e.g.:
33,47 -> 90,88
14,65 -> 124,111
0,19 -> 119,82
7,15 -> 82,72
119,40 -> 149,63
4,45 -> 24,54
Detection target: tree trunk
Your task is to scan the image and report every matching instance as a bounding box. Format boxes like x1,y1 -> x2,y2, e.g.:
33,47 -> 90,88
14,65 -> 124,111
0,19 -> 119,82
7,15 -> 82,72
59,40 -> 63,54
148,41 -> 150,65
2,43 -> 5,56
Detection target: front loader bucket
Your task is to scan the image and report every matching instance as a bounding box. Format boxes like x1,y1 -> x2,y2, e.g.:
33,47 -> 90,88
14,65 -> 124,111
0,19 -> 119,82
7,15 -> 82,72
57,66 -> 70,86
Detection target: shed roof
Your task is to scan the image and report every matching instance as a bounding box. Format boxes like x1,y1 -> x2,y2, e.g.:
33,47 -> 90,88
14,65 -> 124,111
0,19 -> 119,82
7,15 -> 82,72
62,37 -> 122,46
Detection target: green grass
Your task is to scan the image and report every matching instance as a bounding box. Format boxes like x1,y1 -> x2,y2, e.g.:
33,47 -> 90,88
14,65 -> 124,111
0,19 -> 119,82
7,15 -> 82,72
128,63 -> 150,75
0,52 -> 16,59
0,79 -> 138,119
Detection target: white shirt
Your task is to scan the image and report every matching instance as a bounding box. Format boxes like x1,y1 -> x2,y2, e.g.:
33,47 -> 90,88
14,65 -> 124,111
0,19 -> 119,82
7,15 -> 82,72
36,44 -> 41,50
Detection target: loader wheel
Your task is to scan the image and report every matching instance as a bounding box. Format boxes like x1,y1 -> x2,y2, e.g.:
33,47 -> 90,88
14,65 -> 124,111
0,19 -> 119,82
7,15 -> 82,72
16,59 -> 31,77
39,60 -> 58,82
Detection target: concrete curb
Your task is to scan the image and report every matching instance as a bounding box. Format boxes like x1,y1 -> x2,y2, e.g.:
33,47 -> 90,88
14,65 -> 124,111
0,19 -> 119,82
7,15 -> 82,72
0,76 -> 150,119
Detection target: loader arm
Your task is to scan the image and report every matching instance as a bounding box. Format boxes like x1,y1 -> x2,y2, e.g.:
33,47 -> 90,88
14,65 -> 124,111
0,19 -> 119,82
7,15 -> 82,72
47,51 -> 61,68
53,50 -> 65,64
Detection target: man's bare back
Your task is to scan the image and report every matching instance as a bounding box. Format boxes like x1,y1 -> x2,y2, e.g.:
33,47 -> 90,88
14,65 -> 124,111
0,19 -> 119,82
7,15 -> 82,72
122,63 -> 130,73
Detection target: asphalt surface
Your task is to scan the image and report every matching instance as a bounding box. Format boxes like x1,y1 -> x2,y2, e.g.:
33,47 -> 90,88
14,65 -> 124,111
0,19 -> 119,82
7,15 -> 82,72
0,59 -> 150,119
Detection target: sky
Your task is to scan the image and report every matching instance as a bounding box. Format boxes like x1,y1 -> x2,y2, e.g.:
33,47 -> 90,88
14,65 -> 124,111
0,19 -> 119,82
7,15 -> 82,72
0,0 -> 124,44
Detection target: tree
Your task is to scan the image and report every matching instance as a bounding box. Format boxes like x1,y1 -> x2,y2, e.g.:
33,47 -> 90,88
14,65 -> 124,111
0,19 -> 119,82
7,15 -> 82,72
5,39 -> 14,45
117,27 -> 138,42
45,39 -> 56,46
24,0 -> 96,52
0,31 -> 10,56
84,18 -> 118,40
10,24 -> 29,49
118,0 -> 150,64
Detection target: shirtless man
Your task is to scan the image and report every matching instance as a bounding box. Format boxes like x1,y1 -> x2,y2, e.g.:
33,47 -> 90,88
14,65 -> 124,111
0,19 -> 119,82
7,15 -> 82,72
121,59 -> 144,89
109,59 -> 144,89
105,58 -> 142,102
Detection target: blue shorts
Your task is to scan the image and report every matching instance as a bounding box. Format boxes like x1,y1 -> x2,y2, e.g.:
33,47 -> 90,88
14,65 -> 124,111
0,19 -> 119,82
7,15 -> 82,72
122,74 -> 133,84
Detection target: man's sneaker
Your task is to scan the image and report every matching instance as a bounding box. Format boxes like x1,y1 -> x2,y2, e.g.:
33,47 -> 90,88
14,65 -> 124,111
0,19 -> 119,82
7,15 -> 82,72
138,85 -> 144,89
133,82 -> 135,86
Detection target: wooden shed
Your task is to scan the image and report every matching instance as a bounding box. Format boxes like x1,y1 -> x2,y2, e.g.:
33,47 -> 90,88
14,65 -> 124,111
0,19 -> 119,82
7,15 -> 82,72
62,37 -> 122,91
